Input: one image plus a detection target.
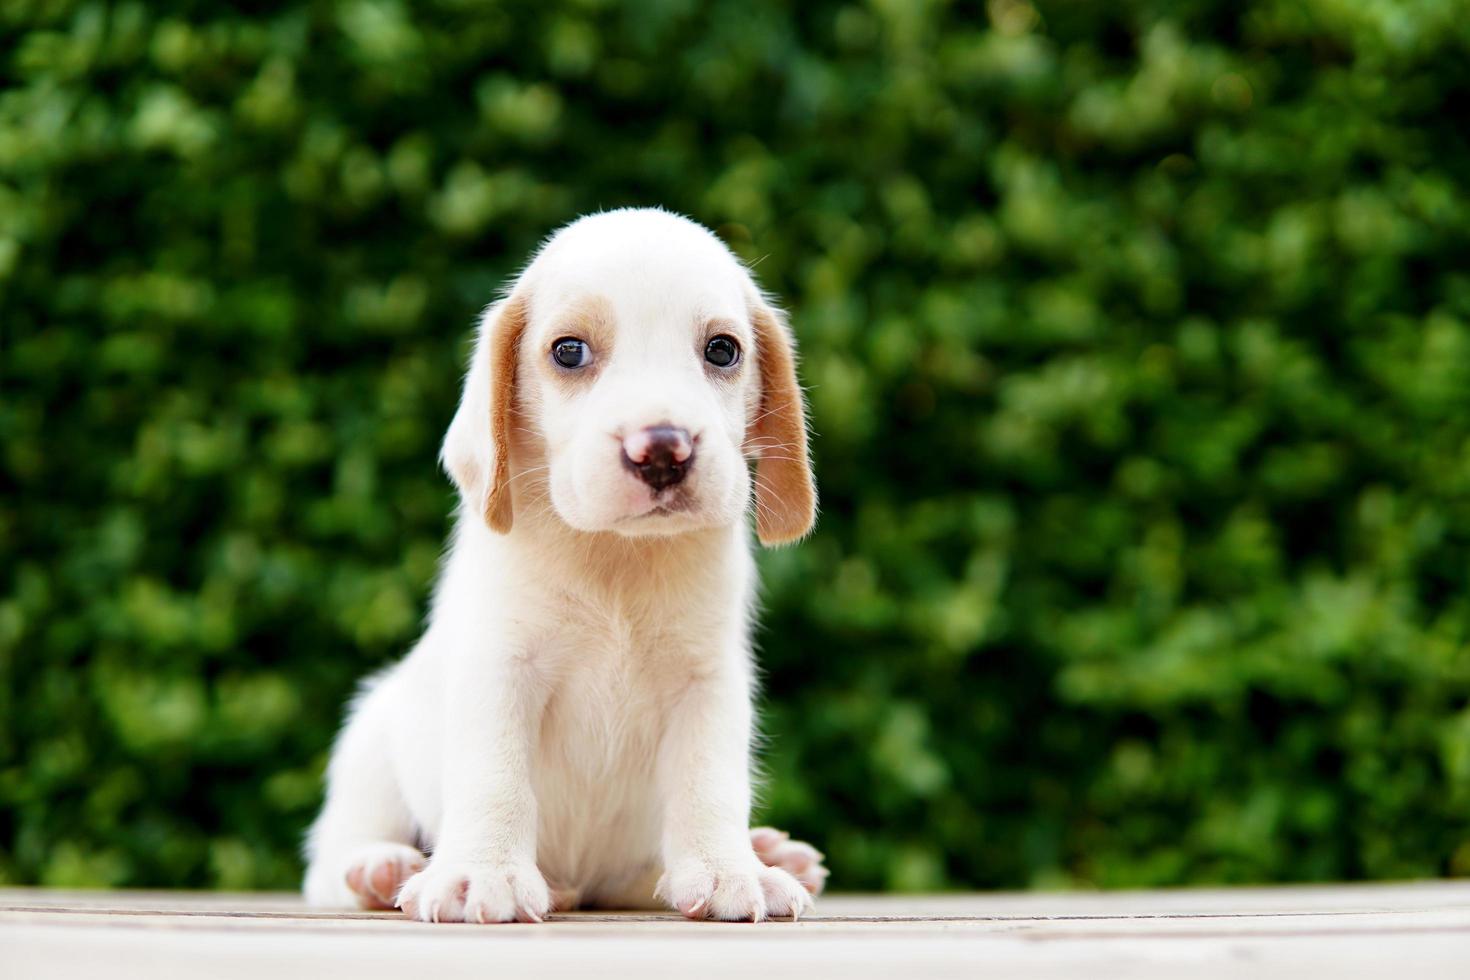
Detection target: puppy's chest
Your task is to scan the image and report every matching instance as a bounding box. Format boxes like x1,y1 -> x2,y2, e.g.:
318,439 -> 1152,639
533,604 -> 697,769
530,609 -> 690,876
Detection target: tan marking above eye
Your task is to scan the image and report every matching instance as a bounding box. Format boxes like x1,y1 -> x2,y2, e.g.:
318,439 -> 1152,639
555,295 -> 616,340
701,316 -> 746,344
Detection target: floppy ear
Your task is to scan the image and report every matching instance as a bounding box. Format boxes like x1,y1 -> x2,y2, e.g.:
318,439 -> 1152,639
748,300 -> 817,546
440,294 -> 529,533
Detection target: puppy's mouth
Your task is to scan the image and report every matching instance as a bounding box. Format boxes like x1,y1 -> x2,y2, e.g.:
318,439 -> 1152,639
619,489 -> 696,523
653,490 -> 696,513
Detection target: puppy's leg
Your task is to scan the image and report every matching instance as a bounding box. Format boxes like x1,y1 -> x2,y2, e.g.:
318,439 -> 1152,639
654,665 -> 813,922
304,679 -> 425,909
751,827 -> 829,896
395,653 -> 550,924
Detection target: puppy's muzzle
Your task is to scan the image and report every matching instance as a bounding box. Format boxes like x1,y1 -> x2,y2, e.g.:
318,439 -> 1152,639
622,426 -> 694,491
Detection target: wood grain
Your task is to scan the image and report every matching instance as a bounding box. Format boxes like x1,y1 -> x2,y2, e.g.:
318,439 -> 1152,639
4,882 -> 1468,979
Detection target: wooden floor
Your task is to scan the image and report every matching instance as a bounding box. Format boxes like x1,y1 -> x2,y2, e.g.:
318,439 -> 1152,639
3,882 -> 1468,979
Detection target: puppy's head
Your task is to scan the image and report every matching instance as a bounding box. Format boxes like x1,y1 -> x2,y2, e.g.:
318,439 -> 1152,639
442,209 -> 816,546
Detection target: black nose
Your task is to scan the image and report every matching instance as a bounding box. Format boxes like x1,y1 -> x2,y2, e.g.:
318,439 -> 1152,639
622,426 -> 694,491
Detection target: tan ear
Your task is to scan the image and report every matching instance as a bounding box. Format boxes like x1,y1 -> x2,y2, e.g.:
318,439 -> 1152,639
749,301 -> 817,546
440,294 -> 528,532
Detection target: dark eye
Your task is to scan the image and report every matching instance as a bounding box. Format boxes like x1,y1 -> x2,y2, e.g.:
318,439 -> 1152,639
552,337 -> 591,369
704,335 -> 740,369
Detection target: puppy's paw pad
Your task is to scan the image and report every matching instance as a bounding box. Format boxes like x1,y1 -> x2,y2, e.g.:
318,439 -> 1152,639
343,843 -> 426,910
751,827 -> 829,896
397,860 -> 550,924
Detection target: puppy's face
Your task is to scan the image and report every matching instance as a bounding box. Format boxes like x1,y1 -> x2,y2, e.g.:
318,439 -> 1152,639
521,285 -> 757,537
443,209 -> 816,545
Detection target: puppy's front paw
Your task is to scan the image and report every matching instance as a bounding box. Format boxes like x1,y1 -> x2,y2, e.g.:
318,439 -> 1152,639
396,859 -> 550,924
343,842 -> 427,909
657,857 -> 813,922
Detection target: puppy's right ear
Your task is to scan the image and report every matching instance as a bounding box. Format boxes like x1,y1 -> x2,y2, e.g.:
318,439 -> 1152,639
441,295 -> 528,533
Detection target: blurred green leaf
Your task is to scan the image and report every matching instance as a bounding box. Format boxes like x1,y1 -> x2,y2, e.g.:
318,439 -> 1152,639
3,0 -> 1470,893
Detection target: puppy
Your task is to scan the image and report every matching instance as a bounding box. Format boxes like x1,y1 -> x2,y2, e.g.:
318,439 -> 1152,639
303,208 -> 826,923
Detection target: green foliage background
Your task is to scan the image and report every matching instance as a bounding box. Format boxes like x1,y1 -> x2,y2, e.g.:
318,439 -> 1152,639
4,0 -> 1470,891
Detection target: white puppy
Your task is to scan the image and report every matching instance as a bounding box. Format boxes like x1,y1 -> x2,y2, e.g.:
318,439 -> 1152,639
303,208 -> 826,923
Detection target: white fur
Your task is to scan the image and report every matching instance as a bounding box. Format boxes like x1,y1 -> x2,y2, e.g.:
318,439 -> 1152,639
303,209 -> 822,923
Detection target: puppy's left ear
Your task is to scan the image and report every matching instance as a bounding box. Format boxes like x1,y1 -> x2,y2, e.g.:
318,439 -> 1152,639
441,294 -> 529,533
748,298 -> 817,546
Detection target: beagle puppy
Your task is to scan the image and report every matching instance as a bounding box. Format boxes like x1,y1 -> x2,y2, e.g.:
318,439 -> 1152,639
304,209 -> 825,922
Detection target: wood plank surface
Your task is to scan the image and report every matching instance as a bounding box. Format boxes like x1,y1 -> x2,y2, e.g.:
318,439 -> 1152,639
3,882 -> 1468,979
